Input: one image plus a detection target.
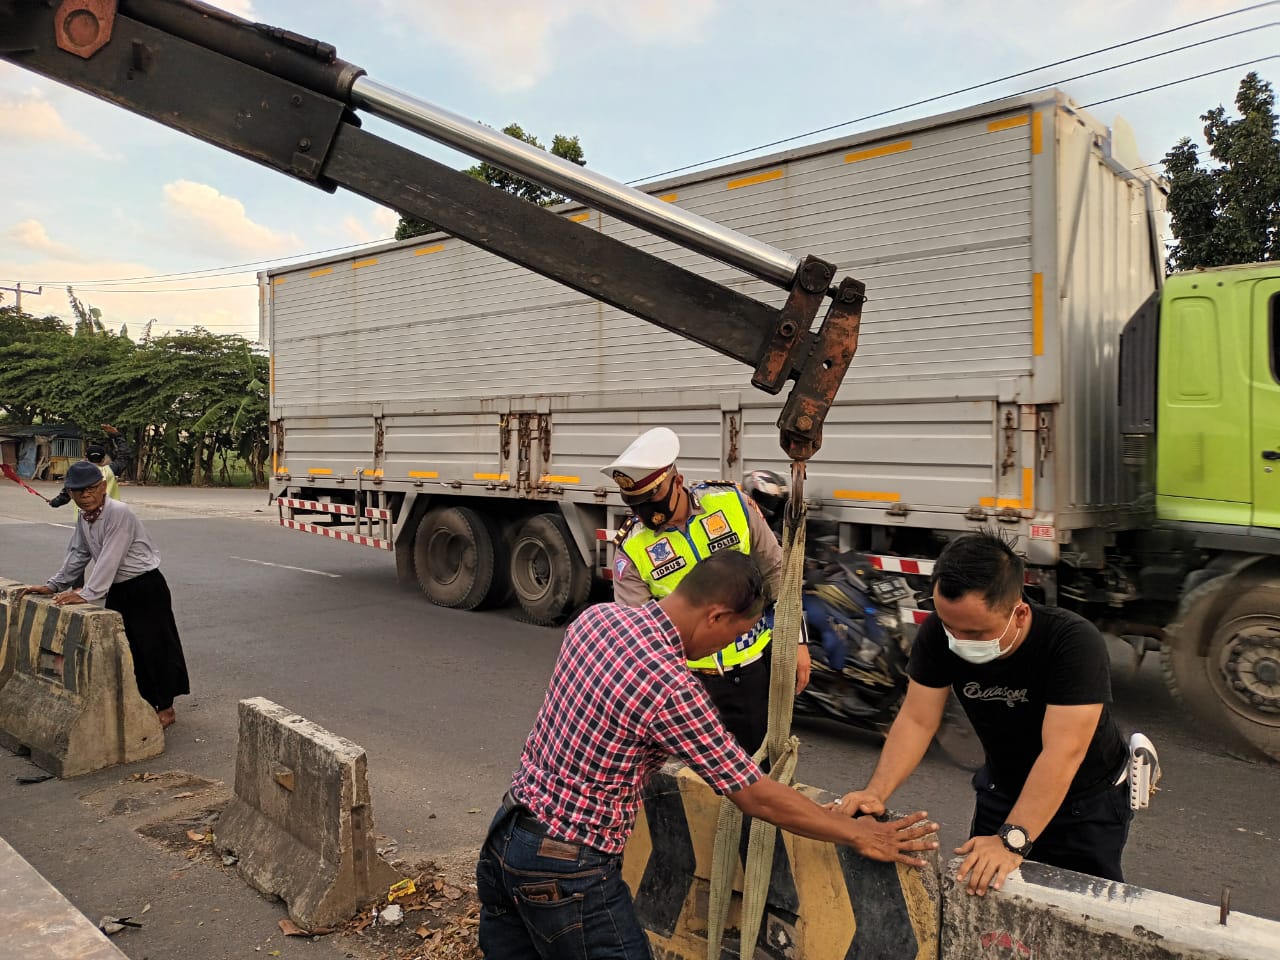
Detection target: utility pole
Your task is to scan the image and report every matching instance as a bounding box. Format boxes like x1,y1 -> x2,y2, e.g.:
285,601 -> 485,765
0,282 -> 44,313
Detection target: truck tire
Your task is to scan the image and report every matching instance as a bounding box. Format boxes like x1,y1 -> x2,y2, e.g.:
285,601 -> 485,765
1198,581 -> 1280,762
1162,575 -> 1273,761
413,506 -> 496,610
509,513 -> 591,626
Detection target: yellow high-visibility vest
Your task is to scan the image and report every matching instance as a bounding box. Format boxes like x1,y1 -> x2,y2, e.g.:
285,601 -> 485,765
620,485 -> 770,670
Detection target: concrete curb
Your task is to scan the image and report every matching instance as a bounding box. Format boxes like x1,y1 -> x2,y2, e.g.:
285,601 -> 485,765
941,857 -> 1280,960
0,834 -> 130,959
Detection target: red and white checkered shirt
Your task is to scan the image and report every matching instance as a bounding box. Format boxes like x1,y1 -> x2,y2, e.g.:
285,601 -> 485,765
510,601 -> 761,854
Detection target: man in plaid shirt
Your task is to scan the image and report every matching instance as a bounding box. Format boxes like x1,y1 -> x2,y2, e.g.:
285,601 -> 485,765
478,550 -> 938,959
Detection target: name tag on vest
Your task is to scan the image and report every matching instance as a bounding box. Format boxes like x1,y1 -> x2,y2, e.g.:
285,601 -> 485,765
706,532 -> 741,553
652,556 -> 687,579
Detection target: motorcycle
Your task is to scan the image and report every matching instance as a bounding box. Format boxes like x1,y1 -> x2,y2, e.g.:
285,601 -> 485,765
744,472 -> 983,770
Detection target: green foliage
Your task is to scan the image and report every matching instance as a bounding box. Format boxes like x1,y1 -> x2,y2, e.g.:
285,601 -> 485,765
395,123 -> 587,240
1164,72 -> 1280,271
0,290 -> 268,486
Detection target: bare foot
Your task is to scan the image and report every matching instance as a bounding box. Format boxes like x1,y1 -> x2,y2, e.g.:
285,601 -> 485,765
156,707 -> 176,729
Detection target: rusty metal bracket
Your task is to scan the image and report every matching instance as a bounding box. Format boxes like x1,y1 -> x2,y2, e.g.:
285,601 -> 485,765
55,0 -> 116,59
777,276 -> 866,461
539,413 -> 551,467
751,254 -> 835,395
516,413 -> 532,490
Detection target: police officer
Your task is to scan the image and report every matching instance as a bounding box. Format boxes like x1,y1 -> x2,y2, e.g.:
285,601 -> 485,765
605,427 -> 811,754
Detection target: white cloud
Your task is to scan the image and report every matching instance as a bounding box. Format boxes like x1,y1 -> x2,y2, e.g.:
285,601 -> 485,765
372,206 -> 402,235
162,180 -> 301,259
387,0 -> 719,92
342,206 -> 403,245
342,215 -> 374,244
4,220 -> 82,261
208,0 -> 258,19
610,0 -> 718,41
0,88 -> 98,150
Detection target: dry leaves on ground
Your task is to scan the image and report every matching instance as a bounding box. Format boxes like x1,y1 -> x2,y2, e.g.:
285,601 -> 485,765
340,862 -> 480,960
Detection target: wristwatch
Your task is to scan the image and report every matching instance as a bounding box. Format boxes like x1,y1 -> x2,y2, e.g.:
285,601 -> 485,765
998,823 -> 1033,857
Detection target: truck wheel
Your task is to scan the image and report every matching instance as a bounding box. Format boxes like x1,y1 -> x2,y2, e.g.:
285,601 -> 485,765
509,514 -> 591,626
413,506 -> 496,610
1163,575 -> 1274,761
1201,582 -> 1280,762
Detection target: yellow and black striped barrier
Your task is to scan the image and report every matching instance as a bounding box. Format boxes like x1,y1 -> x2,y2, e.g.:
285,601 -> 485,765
624,763 -> 941,959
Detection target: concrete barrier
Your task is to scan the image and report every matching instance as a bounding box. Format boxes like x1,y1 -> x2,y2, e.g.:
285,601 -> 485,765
214,698 -> 401,930
0,592 -> 164,777
0,578 -> 23,693
622,763 -> 941,960
941,857 -> 1280,960
1,833 -> 130,959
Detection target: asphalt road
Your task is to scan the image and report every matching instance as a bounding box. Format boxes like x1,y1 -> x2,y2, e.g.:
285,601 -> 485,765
1,481 -> 1278,940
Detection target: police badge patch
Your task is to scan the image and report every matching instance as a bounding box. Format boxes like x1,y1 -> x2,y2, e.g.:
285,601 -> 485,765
645,538 -> 686,580
700,510 -> 741,553
701,510 -> 730,538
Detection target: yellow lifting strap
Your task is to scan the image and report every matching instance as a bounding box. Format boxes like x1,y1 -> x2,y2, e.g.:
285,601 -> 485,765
707,461 -> 807,960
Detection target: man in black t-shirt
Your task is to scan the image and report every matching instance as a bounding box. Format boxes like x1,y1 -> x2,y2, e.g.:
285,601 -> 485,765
833,531 -> 1131,892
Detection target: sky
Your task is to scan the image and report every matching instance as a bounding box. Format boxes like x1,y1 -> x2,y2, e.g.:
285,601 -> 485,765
0,0 -> 1276,342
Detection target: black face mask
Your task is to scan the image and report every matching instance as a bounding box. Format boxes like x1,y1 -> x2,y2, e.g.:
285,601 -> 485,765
633,484 -> 681,530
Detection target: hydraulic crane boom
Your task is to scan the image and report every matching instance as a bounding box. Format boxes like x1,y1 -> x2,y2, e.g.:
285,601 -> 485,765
0,0 -> 866,460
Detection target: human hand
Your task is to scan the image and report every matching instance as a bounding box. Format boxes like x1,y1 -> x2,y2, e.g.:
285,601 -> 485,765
53,590 -> 87,606
17,585 -> 54,599
795,643 -> 812,694
827,790 -> 886,817
101,423 -> 119,435
847,811 -> 938,867
955,835 -> 1023,895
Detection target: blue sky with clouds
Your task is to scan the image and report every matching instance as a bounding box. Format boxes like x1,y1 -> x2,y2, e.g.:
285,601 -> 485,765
1,0 -> 1275,339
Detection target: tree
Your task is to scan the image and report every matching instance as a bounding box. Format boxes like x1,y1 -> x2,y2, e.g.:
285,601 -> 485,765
0,288 -> 269,485
1164,71 -> 1280,271
0,305 -> 73,424
395,123 -> 587,240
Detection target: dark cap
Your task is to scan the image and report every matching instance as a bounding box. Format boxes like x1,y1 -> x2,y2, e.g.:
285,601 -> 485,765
86,443 -> 106,463
64,461 -> 105,490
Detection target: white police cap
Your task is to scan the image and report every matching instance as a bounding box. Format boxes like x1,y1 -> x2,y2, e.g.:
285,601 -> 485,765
603,427 -> 680,496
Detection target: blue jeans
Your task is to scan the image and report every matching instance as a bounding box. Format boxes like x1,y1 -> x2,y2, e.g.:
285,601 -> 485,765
477,803 -> 652,959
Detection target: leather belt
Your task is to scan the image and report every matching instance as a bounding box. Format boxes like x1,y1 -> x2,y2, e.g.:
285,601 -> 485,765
501,790 -> 551,836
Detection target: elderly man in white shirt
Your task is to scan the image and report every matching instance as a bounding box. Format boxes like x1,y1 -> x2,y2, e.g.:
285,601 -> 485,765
21,461 -> 189,728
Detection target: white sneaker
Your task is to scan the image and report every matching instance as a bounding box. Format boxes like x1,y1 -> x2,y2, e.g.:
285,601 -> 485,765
1127,732 -> 1162,811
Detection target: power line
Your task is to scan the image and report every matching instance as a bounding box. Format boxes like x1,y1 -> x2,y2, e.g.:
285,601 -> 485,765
625,1 -> 1278,184
19,238 -> 393,287
67,282 -> 256,293
1083,55 -> 1280,108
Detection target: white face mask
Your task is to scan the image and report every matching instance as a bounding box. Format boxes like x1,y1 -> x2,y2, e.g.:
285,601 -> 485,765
944,606 -> 1020,664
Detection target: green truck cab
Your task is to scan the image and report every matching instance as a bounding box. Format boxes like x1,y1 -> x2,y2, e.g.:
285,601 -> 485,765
1123,263 -> 1280,760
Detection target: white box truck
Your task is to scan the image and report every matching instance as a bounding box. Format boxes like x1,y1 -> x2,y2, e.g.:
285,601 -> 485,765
264,87 -> 1160,616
